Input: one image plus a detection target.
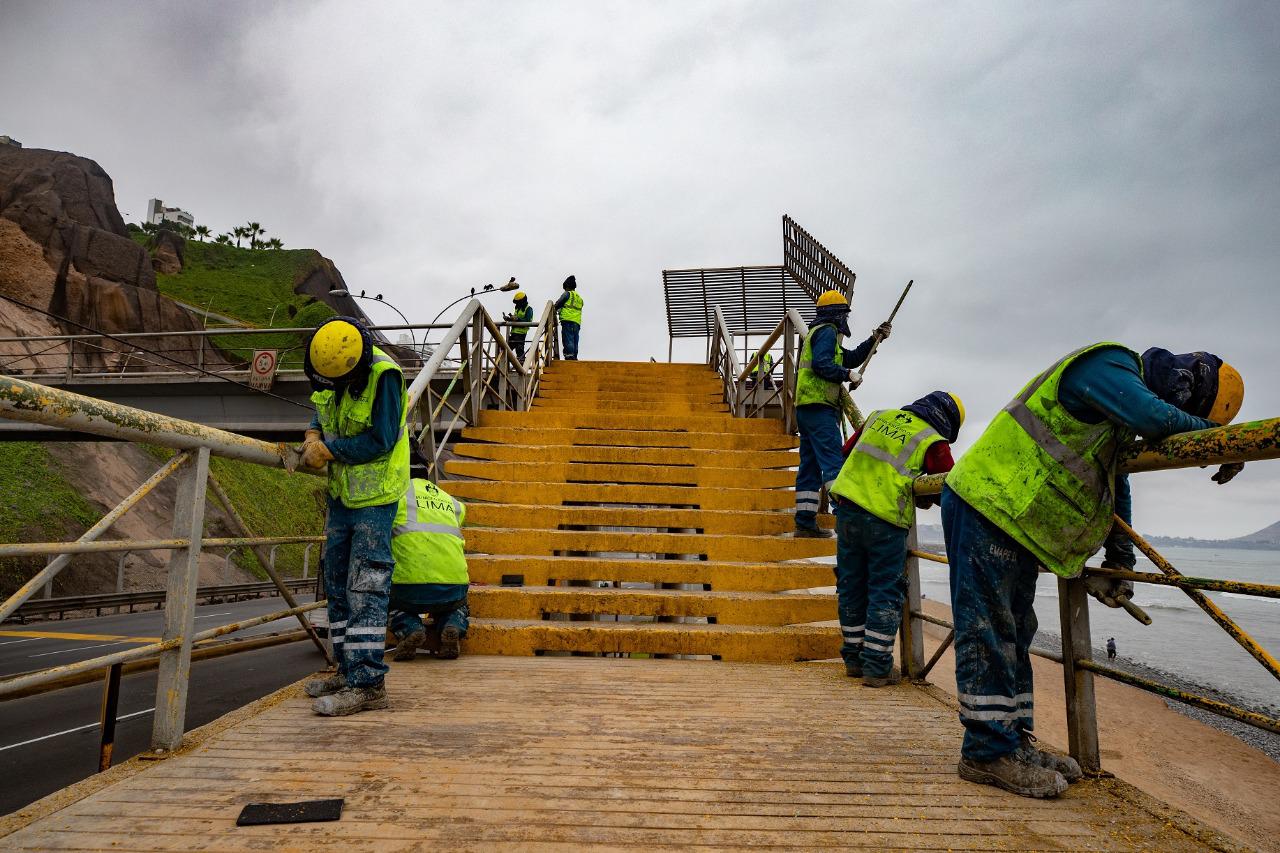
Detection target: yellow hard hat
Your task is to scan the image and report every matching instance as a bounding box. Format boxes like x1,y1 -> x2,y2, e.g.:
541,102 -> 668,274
816,290 -> 849,308
513,291 -> 526,302
1209,362 -> 1244,425
308,319 -> 365,379
948,393 -> 966,426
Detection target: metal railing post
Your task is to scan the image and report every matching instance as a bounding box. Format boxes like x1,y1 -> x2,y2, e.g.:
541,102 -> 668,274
901,521 -> 925,679
782,317 -> 797,435
98,662 -> 123,772
268,544 -> 281,572
469,310 -> 484,424
303,543 -> 313,579
151,446 -> 211,754
116,551 -> 130,594
1058,575 -> 1101,772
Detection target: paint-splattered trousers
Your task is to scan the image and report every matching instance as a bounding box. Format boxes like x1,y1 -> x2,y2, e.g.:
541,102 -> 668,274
941,485 -> 1039,762
795,404 -> 844,530
388,585 -> 470,640
323,496 -> 397,689
834,500 -> 909,677
560,321 -> 580,359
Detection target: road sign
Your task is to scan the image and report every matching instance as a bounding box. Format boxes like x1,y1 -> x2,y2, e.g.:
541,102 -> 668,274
249,350 -> 279,390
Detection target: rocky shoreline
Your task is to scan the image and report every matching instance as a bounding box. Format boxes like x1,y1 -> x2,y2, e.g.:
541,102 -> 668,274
1033,629 -> 1280,762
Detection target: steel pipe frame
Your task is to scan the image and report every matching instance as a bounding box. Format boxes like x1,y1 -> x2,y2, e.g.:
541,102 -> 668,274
0,534 -> 325,559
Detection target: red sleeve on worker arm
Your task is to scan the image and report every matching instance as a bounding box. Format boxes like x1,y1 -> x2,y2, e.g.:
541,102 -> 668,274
922,442 -> 954,474
842,429 -> 861,458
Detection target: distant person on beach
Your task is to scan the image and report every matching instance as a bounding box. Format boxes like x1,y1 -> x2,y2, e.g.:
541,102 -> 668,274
555,275 -> 583,360
1107,637 -> 1117,660
942,344 -> 1244,799
830,392 -> 964,687
792,290 -> 891,539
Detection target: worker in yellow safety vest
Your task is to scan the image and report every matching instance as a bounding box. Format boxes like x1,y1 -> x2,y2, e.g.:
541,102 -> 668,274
555,275 -> 583,360
942,344 -> 1244,798
299,316 -> 410,717
387,478 -> 471,661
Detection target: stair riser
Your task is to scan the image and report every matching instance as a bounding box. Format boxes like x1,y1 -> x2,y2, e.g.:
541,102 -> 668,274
460,426 -> 798,451
465,504 -> 830,535
469,556 -> 834,592
478,411 -> 784,435
463,622 -> 842,662
532,399 -> 730,414
469,588 -> 835,625
536,388 -> 726,401
446,460 -> 794,489
445,480 -> 799,511
453,444 -> 798,469
465,529 -> 834,562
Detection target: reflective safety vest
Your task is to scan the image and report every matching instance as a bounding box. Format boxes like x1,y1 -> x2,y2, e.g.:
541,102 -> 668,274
753,352 -> 774,377
310,346 -> 410,509
559,291 -> 583,324
947,342 -> 1138,578
509,304 -> 534,339
391,479 -> 469,585
831,409 -> 943,529
796,324 -> 843,408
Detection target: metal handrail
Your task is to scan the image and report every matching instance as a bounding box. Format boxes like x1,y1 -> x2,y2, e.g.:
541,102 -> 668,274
707,307 -> 807,435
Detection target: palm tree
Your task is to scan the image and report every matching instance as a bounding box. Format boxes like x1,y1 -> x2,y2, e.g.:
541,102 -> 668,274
265,237 -> 284,250
194,225 -> 211,242
232,226 -> 246,248
215,233 -> 233,245
246,222 -> 265,250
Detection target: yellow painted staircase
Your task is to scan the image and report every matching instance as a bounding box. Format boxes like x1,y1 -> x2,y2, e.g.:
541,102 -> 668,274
445,359 -> 842,662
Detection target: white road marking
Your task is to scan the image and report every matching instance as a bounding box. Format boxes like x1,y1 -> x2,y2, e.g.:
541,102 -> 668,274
28,641 -> 133,659
0,708 -> 154,753
193,612 -> 233,620
0,637 -> 42,647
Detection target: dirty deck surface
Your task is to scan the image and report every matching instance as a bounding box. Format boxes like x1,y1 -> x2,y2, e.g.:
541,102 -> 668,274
3,656 -> 1220,851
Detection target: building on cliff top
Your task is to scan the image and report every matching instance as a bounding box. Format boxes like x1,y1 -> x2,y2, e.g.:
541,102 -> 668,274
146,197 -> 194,228
0,135 -> 21,147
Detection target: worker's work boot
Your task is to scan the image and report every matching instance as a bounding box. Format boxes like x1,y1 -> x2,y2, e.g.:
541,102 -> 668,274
844,661 -> 863,678
392,629 -> 426,662
438,625 -> 462,660
1016,734 -> 1084,783
312,685 -> 388,717
958,754 -> 1069,799
304,672 -> 347,698
794,525 -> 833,539
862,668 -> 901,688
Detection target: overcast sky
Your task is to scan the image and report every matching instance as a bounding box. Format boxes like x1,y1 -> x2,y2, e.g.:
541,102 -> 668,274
2,1 -> 1277,538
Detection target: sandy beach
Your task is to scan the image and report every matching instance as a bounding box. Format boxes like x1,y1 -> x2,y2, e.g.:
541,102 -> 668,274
916,598 -> 1280,852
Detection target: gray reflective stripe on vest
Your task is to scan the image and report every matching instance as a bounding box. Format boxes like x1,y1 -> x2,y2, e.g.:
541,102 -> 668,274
1002,349 -> 1105,495
394,482 -> 463,539
851,412 -> 940,478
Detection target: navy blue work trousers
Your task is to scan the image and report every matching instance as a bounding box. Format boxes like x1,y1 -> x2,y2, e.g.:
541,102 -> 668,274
560,321 -> 580,359
834,501 -> 909,677
322,497 -> 397,689
941,486 -> 1039,761
389,587 -> 470,640
795,404 -> 843,529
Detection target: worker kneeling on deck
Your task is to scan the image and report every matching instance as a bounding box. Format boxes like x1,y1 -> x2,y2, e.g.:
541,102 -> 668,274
943,344 -> 1244,798
830,392 -> 962,687
301,317 -> 411,717
387,478 -> 470,661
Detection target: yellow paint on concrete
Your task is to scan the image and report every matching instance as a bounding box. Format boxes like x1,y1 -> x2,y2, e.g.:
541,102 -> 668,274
465,619 -> 841,661
445,480 -> 800,511
536,387 -> 726,401
465,527 -> 835,561
460,426 -> 799,451
445,459 -> 795,488
453,442 -> 798,469
478,409 -> 784,434
470,586 -> 835,625
468,554 -> 833,591
464,503 -> 831,535
0,630 -> 160,642
532,396 -> 730,414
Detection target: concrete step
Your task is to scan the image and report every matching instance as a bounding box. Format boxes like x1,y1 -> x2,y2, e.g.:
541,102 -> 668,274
464,503 -> 831,536
543,360 -> 716,375
537,378 -> 727,395
452,443 -> 798,470
463,619 -> 840,662
469,586 -> 835,625
464,527 -> 834,562
460,426 -> 798,451
531,396 -> 730,414
535,387 -> 726,402
445,479 -> 800,511
445,459 -> 795,489
468,555 -> 834,592
477,410 -> 784,434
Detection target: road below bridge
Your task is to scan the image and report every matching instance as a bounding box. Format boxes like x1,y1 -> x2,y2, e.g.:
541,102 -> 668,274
0,597 -> 327,816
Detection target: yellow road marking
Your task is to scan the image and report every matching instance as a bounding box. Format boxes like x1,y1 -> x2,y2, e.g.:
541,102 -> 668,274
0,630 -> 161,643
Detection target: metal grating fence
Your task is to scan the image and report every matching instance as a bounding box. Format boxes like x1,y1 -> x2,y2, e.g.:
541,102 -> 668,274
662,265 -> 817,339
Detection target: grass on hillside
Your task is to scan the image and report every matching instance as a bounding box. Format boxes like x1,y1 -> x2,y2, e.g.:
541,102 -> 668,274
208,456 -> 327,580
0,443 -> 101,596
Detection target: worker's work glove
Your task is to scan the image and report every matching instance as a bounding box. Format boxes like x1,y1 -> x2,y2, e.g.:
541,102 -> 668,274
846,369 -> 863,389
1211,462 -> 1244,485
304,428 -> 322,444
875,322 -> 892,340
301,437 -> 334,469
1086,568 -> 1134,609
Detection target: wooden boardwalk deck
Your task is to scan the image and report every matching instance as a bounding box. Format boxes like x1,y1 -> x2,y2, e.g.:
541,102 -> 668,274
2,656 -> 1228,851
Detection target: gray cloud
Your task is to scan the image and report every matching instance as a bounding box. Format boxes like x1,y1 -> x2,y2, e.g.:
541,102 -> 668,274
2,0 -> 1277,537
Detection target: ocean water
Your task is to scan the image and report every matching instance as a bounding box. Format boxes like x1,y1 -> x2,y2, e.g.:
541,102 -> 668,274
915,545 -> 1280,709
